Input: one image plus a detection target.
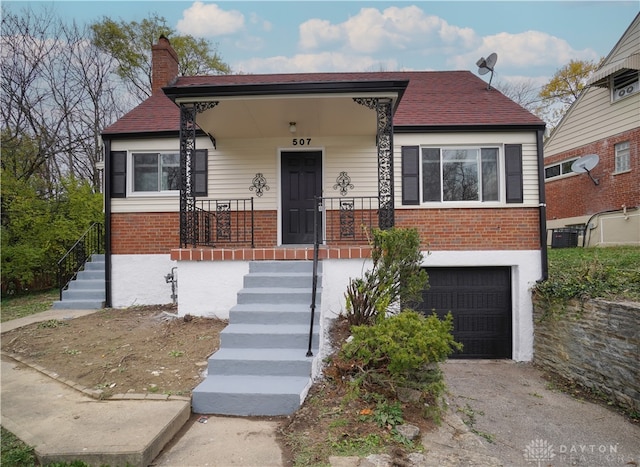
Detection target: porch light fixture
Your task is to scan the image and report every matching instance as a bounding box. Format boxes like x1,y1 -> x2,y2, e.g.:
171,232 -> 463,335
289,122 -> 297,133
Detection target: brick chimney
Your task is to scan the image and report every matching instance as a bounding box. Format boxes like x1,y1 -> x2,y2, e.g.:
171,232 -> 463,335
151,35 -> 179,95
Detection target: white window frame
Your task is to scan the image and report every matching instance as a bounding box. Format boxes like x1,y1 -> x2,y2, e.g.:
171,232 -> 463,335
611,69 -> 639,102
128,151 -> 181,197
614,141 -> 630,174
544,158 -> 578,181
419,145 -> 502,205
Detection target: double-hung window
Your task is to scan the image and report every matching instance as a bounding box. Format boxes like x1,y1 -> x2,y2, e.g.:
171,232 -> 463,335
109,149 -> 208,198
422,147 -> 500,202
614,141 -> 630,173
132,153 -> 180,192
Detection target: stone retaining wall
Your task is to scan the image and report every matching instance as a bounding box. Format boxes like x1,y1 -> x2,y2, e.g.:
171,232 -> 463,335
533,299 -> 639,413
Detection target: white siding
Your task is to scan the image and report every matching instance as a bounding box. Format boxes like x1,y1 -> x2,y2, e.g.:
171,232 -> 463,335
545,87 -> 640,157
394,132 -> 540,207
545,16 -> 640,157
111,132 -> 540,212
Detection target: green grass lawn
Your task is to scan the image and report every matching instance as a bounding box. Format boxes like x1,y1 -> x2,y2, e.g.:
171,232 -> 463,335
1,289 -> 58,323
540,245 -> 640,302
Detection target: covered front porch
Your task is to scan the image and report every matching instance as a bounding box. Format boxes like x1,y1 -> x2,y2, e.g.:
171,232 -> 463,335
161,78 -> 404,250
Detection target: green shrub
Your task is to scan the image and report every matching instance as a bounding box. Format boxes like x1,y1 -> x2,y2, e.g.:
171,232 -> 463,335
340,310 -> 461,382
344,228 -> 428,326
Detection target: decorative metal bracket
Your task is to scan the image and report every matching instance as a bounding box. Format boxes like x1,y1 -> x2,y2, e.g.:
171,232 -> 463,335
333,171 -> 354,196
249,173 -> 270,197
353,97 -> 377,110
195,101 -> 219,114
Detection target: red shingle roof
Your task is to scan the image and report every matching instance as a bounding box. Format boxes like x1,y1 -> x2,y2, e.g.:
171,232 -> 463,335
102,71 -> 543,135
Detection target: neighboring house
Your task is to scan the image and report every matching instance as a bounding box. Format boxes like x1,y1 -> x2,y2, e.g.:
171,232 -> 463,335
101,37 -> 546,415
544,13 -> 640,246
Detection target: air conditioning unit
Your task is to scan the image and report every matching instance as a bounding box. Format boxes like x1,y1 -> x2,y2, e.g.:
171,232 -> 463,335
613,78 -> 639,101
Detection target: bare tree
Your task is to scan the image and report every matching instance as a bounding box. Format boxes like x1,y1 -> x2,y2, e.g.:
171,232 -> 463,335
494,79 -> 541,113
1,6 -> 126,191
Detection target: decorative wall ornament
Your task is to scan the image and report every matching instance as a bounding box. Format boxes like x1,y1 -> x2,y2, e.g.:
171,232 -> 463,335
333,171 -> 354,196
250,173 -> 270,197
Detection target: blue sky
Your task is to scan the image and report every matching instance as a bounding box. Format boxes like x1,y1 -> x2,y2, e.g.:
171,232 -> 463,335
6,1 -> 639,88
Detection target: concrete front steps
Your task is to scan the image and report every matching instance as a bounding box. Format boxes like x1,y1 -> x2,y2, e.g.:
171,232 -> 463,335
51,254 -> 105,310
192,260 -> 321,416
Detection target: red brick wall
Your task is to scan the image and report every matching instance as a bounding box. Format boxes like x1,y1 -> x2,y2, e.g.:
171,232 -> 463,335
111,213 -> 180,254
112,208 -> 541,253
396,208 -> 541,250
545,128 -> 640,221
111,211 -> 278,254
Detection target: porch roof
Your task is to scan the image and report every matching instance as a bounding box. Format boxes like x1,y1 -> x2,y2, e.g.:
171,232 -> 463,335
102,71 -> 544,137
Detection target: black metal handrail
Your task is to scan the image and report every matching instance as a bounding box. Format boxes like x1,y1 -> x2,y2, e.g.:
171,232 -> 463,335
307,196 -> 322,357
194,198 -> 254,248
321,196 -> 380,243
57,223 -> 104,300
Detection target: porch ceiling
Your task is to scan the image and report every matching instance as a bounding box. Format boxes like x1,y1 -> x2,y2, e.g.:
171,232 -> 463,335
193,95 -> 380,139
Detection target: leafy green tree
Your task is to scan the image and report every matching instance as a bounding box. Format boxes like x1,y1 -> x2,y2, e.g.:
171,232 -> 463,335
90,13 -> 230,102
537,58 -> 603,129
2,133 -> 103,293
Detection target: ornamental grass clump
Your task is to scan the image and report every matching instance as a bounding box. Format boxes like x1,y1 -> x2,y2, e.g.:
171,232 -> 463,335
344,228 -> 428,326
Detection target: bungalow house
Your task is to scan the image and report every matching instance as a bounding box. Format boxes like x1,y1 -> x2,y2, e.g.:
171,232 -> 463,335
544,13 -> 639,247
101,37 -> 546,415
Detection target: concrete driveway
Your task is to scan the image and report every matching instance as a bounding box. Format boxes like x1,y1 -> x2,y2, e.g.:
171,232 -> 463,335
442,360 -> 640,467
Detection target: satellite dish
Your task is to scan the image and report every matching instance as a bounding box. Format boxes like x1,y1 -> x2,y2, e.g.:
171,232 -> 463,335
571,154 -> 600,185
476,52 -> 498,89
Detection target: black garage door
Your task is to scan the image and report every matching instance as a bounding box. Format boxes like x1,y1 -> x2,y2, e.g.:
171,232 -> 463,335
418,267 -> 512,359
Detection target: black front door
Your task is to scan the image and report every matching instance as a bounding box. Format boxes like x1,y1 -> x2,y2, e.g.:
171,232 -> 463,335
281,151 -> 322,244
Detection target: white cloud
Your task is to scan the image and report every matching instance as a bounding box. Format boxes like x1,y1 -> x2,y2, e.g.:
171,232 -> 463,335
298,6 -> 477,55
176,2 -> 244,37
232,52 -> 398,74
448,30 -> 600,70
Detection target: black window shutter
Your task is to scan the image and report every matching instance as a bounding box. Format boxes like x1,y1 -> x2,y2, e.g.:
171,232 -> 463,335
505,144 -> 523,203
401,146 -> 420,205
111,151 -> 127,198
194,149 -> 208,197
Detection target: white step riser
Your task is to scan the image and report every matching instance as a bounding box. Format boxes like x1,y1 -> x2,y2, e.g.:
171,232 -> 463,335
192,375 -> 311,416
67,280 -> 104,291
192,392 -> 301,416
220,331 -> 318,349
249,261 -> 320,274
51,300 -> 105,310
237,289 -> 313,304
62,289 -> 105,301
229,310 -> 319,325
208,358 -> 312,377
243,274 -> 321,289
77,270 -> 104,280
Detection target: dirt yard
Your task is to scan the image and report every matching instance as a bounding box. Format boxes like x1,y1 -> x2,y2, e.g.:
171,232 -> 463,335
1,306 -> 227,398
2,307 -> 438,465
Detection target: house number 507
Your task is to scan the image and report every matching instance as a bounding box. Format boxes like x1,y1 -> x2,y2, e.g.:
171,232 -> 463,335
292,138 -> 311,146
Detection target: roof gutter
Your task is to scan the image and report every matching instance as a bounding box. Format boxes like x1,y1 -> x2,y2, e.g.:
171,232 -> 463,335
536,128 -> 549,282
162,80 -> 409,112
102,136 -> 112,307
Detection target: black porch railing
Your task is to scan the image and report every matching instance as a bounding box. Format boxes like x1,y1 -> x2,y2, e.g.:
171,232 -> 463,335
57,223 -> 104,300
193,198 -> 254,248
320,196 -> 380,244
307,195 -> 380,356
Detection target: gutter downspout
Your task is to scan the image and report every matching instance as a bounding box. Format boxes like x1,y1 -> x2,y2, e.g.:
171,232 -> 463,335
536,129 -> 549,281
103,137 -> 112,307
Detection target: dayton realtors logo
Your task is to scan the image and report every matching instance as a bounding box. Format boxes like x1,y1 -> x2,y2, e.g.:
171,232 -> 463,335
524,439 -> 627,466
523,439 -> 555,466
